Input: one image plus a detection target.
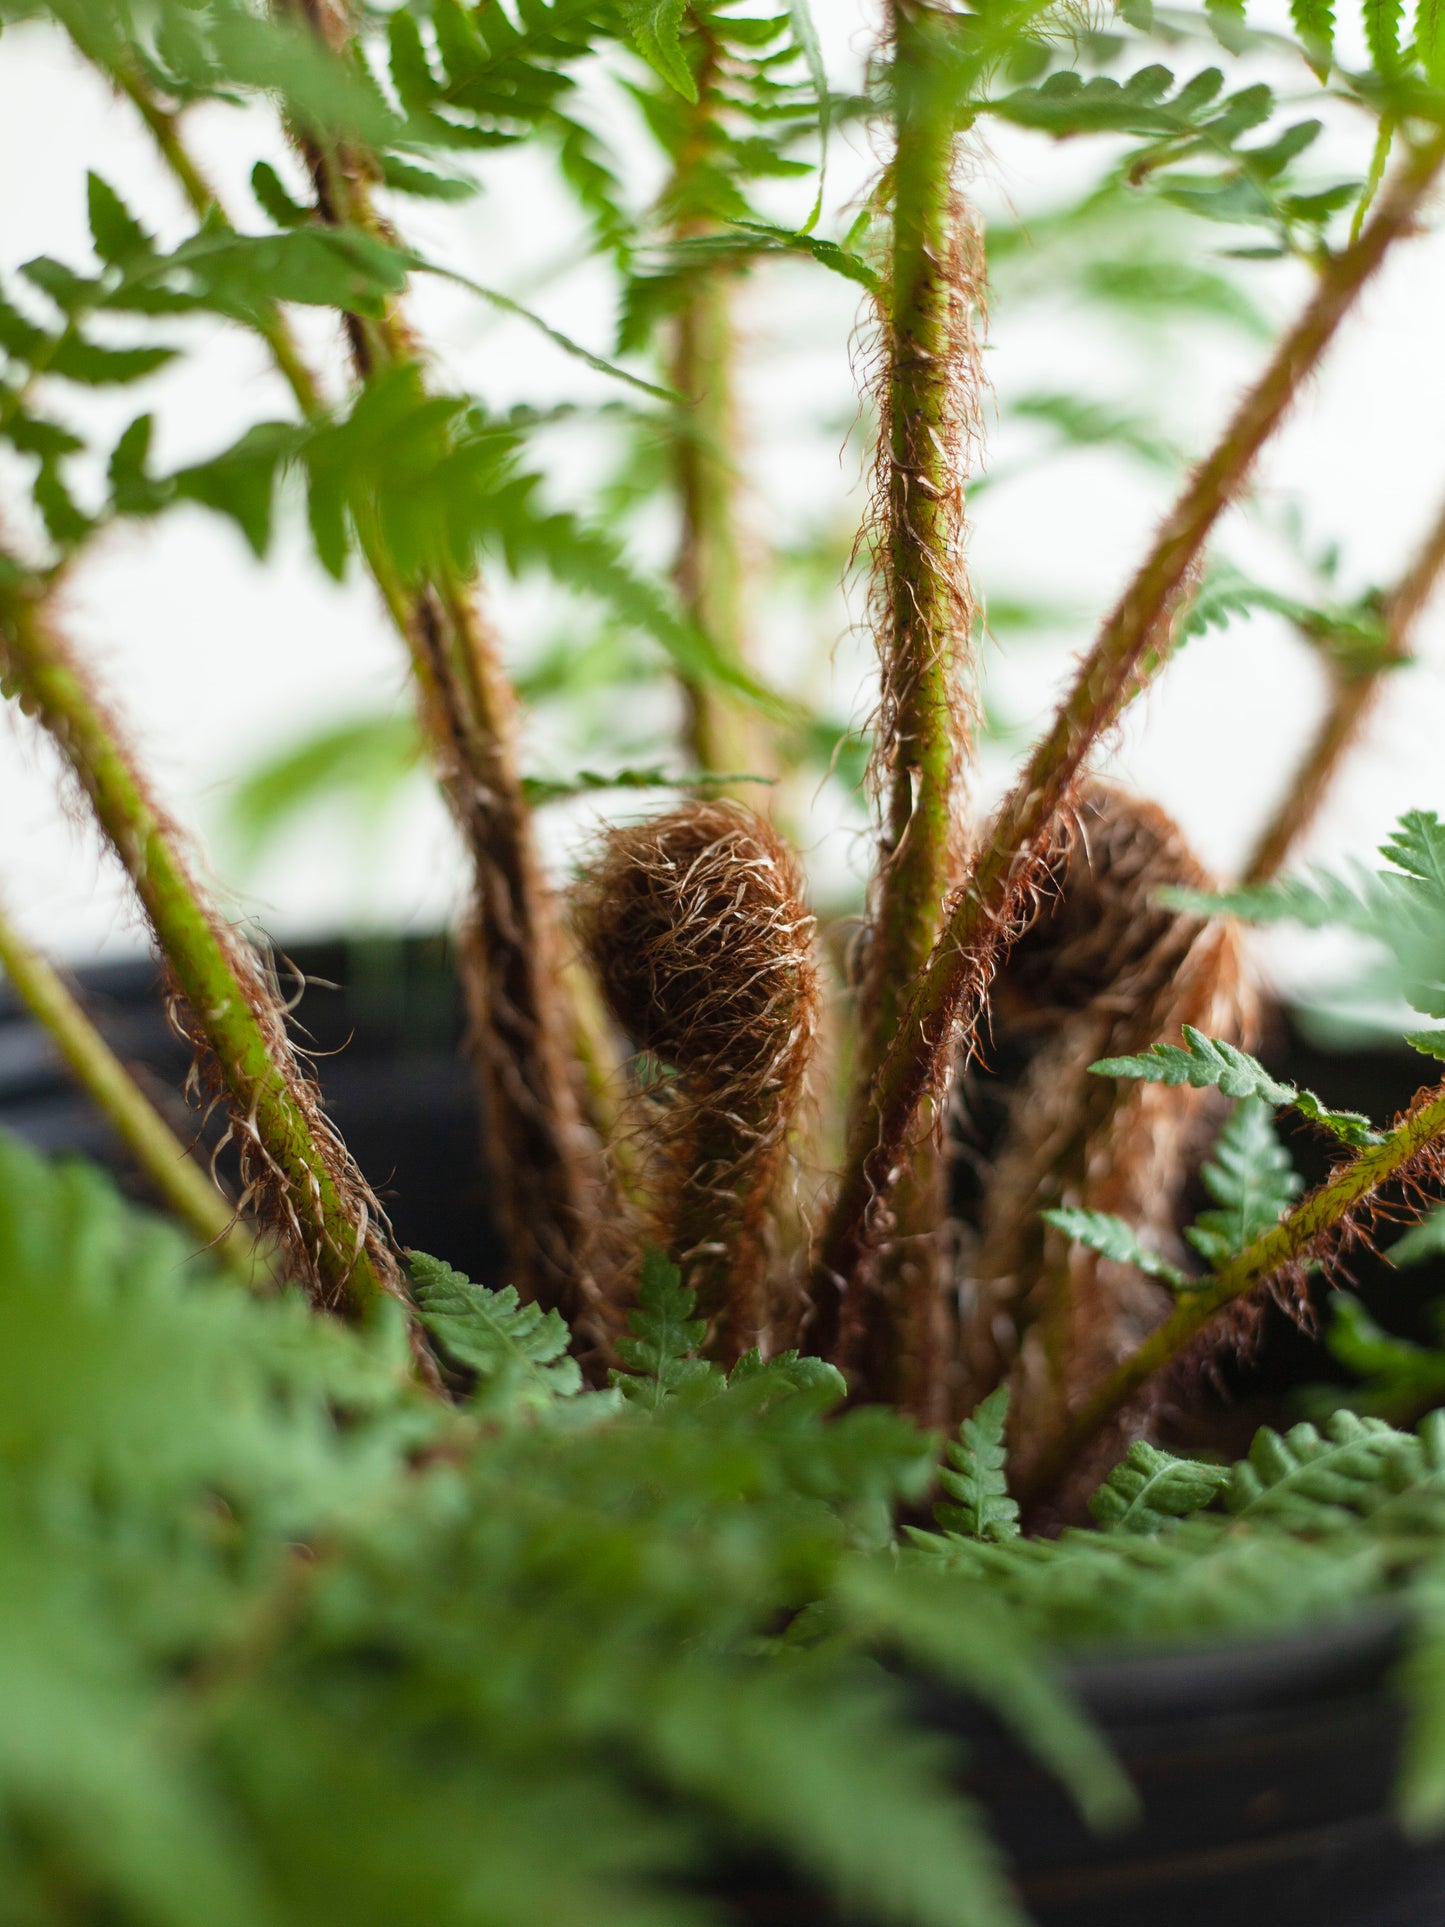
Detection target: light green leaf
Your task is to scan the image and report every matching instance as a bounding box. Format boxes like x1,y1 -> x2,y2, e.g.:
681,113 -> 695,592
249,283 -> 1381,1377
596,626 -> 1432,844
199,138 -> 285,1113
521,764 -> 772,806
1091,1026 -> 1379,1145
411,1251 -> 582,1410
1185,1098 -> 1303,1267
1089,1441 -> 1231,1532
1041,1207 -> 1189,1289
1420,0 -> 1445,84
224,711 -> 421,863
1290,0 -> 1336,68
625,0 -> 696,100
936,1388 -> 1021,1542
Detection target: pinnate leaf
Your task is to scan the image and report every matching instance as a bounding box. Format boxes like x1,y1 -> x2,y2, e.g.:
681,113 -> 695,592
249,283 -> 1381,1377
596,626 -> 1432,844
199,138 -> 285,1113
626,0 -> 697,100
1185,1098 -> 1303,1267
1091,1025 -> 1378,1145
936,1388 -> 1021,1542
1089,1441 -> 1231,1532
611,1249 -> 718,1408
1226,1412 -> 1423,1528
1040,1207 -> 1189,1289
410,1250 -> 582,1410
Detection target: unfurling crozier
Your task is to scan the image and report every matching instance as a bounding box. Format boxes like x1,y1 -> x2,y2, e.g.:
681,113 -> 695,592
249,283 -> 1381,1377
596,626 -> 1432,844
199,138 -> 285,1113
960,781 -> 1258,1506
573,802 -> 819,1362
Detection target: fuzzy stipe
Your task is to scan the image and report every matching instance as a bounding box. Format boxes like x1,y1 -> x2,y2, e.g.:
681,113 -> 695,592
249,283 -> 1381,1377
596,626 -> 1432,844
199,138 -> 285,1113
0,590 -> 403,1320
281,0 -> 610,1350
806,129 -> 1445,1353
838,5 -> 987,1415
857,173 -> 983,1065
573,802 -> 819,1363
960,782 -> 1257,1510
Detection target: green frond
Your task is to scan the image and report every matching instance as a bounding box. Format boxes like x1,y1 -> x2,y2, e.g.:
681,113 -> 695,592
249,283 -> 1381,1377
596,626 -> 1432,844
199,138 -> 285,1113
1176,811 -> 1445,1028
1091,1025 -> 1379,1145
410,1252 -> 584,1411
1321,1293 -> 1445,1422
610,1249 -> 719,1407
1040,1206 -> 1190,1289
1088,1441 -> 1232,1532
936,1388 -> 1022,1542
1225,1412 -> 1425,1530
625,0 -> 696,100
1184,1097 -> 1303,1267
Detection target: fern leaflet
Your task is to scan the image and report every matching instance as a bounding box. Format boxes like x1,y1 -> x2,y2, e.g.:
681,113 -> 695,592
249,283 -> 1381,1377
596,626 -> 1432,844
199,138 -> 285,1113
1091,1024 -> 1379,1145
1184,1097 -> 1304,1266
611,1249 -> 719,1407
410,1251 -> 583,1410
1088,1442 -> 1232,1532
936,1388 -> 1021,1542
1040,1207 -> 1189,1289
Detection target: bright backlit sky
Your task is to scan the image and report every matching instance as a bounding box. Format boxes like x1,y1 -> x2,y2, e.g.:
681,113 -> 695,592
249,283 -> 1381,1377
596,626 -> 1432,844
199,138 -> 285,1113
2,2 -> 1444,1006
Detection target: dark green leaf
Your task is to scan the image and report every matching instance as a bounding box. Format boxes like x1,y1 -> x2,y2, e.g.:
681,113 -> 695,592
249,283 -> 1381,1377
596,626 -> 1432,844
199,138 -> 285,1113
249,161 -> 313,228
86,173 -> 153,266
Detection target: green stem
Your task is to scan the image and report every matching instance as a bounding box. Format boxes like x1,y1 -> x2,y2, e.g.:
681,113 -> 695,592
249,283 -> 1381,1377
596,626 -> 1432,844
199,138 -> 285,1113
666,20 -> 756,781
840,1 -> 981,1414
1019,1079 -> 1445,1504
1243,487 -> 1445,885
804,126 -> 1445,1360
0,583 -> 397,1317
275,0 -> 606,1333
863,0 -> 977,1067
670,268 -> 754,777
0,897 -> 263,1278
88,15 -> 608,1334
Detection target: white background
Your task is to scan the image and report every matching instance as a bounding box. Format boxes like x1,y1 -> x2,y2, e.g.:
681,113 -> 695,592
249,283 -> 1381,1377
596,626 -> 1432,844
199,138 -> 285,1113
2,1 -> 1443,1002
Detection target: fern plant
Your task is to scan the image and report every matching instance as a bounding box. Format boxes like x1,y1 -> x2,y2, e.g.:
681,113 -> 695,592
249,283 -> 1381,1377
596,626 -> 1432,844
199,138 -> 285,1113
7,0 -> 1445,1916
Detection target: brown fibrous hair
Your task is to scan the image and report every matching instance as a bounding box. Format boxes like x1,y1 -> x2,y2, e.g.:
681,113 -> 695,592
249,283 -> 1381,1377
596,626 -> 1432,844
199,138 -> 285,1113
573,801 -> 819,1363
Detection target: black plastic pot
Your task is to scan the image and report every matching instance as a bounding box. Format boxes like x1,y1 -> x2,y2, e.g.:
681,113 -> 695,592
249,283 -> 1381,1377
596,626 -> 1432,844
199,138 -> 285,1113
0,933 -> 502,1286
710,1609 -> 1445,1927
5,938 -> 1445,1925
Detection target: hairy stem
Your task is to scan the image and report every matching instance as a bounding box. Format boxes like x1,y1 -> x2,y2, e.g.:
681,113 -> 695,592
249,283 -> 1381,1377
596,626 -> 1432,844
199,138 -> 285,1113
839,3 -> 983,1416
804,128 -> 1445,1359
85,7 -> 608,1334
862,0 -> 979,1066
283,0 -> 607,1336
671,268 -> 755,777
850,70 -> 964,1377
1243,489 -> 1445,884
0,583 -> 399,1315
0,896 -> 262,1278
667,19 -> 757,781
1019,1078 -> 1445,1504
